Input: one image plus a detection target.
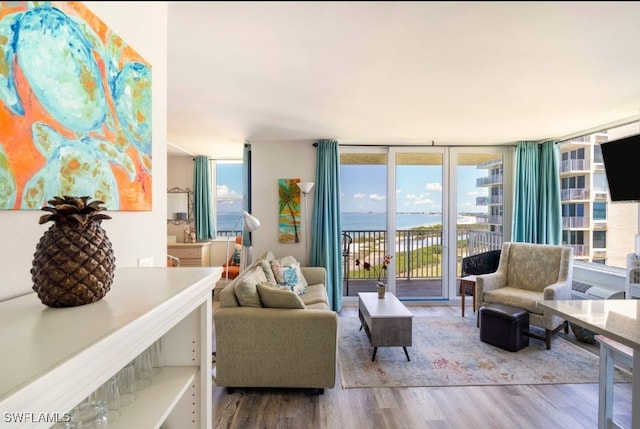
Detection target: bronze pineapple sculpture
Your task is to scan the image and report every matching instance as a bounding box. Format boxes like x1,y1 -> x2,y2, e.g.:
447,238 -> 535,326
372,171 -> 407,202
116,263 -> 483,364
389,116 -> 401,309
32,196 -> 116,307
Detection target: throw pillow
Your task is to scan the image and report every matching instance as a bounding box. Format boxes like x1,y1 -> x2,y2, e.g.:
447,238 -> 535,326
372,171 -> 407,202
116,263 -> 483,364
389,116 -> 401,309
270,259 -> 308,296
231,248 -> 241,266
234,266 -> 267,307
257,282 -> 306,309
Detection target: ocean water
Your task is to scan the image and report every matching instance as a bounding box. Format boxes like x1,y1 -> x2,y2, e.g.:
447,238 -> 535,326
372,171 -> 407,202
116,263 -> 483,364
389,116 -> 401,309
217,211 -> 469,232
341,212 -> 453,231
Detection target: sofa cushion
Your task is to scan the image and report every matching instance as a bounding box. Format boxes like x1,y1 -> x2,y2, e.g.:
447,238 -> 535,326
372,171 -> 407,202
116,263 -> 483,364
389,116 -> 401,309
234,265 -> 268,307
300,284 -> 329,306
305,301 -> 330,311
271,259 -> 308,295
257,282 -> 306,309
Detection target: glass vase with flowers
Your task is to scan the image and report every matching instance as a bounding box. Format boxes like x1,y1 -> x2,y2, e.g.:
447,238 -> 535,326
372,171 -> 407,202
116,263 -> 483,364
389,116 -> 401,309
355,253 -> 393,298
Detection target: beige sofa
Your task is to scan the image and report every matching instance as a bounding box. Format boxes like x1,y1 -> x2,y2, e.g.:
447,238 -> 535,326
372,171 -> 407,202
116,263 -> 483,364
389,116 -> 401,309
214,252 -> 338,393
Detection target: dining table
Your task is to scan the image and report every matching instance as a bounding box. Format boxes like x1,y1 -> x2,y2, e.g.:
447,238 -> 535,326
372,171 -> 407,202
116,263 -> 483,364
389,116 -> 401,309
537,299 -> 639,429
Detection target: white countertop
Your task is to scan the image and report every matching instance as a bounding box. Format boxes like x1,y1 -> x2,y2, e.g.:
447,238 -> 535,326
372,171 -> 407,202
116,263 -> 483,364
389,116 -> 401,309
537,299 -> 640,350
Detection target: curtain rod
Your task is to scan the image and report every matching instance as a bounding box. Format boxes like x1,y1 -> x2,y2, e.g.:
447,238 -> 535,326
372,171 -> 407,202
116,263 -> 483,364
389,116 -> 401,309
313,142 -> 516,148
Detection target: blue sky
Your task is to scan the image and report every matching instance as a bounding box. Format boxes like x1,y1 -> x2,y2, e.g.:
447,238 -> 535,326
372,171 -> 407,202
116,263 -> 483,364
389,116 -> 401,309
340,164 -> 487,214
215,162 -> 243,213
215,160 -> 489,215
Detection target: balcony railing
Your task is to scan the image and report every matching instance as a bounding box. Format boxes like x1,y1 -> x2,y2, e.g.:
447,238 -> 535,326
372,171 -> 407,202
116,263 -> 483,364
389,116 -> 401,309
476,174 -> 503,186
562,216 -> 588,228
342,229 -> 503,281
476,195 -> 503,206
561,188 -> 589,201
560,159 -> 587,173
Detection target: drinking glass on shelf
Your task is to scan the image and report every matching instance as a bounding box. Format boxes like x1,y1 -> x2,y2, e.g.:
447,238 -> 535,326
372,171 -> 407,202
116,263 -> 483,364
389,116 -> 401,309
95,375 -> 121,423
116,363 -> 137,406
67,400 -> 108,428
149,338 -> 163,377
133,349 -> 153,390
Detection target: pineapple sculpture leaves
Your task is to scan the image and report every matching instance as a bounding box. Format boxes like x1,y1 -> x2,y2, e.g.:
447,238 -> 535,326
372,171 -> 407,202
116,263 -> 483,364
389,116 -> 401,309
32,196 -> 116,307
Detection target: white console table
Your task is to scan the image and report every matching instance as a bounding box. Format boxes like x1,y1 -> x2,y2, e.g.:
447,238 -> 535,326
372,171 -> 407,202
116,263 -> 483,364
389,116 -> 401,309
0,266 -> 221,429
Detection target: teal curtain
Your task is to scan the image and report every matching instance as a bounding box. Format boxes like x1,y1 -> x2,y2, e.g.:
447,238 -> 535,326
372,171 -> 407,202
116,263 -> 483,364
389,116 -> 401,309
538,141 -> 561,244
193,155 -> 215,240
511,140 -> 561,244
310,139 -> 343,311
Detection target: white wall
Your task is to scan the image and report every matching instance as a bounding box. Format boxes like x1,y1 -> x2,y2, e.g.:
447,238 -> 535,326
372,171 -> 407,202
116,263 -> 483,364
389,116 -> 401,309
0,2 -> 168,301
251,140 -> 318,266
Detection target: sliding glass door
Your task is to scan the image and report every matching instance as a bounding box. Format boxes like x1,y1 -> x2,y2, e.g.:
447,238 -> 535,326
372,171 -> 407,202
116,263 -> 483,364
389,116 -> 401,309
392,148 -> 446,300
340,146 -> 511,302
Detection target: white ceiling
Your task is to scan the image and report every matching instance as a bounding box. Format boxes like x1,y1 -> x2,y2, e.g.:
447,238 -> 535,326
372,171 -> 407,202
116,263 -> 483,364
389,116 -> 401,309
167,1 -> 640,157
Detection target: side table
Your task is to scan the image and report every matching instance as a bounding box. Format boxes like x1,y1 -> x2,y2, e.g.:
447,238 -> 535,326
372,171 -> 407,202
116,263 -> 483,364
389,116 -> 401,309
459,275 -> 477,317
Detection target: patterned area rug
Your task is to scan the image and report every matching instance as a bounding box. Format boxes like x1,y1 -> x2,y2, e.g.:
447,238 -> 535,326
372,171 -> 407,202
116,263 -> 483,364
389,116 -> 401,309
338,315 -> 632,388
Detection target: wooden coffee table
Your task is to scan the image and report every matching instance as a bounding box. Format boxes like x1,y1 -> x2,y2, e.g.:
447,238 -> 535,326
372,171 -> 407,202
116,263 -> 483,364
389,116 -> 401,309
358,292 -> 413,361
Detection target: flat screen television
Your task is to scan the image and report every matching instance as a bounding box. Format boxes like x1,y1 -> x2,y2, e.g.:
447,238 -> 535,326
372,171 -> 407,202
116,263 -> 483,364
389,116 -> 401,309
600,133 -> 640,202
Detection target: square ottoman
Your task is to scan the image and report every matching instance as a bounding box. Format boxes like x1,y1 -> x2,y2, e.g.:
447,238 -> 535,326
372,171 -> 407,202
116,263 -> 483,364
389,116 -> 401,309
479,303 -> 529,352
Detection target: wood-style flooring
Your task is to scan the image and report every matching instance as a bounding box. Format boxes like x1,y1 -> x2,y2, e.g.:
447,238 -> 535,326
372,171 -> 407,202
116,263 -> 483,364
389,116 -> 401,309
212,305 -> 632,429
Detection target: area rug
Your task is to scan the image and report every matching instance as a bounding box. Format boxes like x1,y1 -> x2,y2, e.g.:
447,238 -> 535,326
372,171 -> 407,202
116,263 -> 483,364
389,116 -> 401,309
338,315 -> 632,388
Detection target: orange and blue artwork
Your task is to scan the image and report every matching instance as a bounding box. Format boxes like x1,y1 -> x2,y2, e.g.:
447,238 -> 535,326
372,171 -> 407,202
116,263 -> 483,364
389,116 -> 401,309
0,1 -> 152,211
278,178 -> 301,243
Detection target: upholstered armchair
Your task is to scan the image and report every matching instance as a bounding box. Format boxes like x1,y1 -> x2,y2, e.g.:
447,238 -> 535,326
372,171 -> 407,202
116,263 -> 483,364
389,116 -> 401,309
475,242 -> 573,349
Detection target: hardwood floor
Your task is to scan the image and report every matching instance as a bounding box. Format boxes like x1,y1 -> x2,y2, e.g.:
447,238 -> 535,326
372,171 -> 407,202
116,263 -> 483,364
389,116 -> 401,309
212,305 -> 632,429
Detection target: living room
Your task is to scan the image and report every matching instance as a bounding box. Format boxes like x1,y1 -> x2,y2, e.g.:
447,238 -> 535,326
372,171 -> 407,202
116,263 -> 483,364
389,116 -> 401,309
1,2 -> 639,428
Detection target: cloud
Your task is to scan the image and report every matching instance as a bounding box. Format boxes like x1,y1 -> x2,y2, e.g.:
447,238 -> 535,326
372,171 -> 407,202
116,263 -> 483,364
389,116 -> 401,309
369,193 -> 386,201
353,193 -> 365,199
426,182 -> 442,192
467,191 -> 480,196
412,197 -> 434,205
217,185 -> 237,196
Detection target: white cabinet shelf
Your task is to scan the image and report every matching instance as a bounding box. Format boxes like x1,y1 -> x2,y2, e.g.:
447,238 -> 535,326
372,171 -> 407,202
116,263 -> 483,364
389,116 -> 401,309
0,267 -> 221,429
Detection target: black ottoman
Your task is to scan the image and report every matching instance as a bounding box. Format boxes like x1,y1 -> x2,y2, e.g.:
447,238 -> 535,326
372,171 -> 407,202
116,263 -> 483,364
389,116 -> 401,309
479,303 -> 529,352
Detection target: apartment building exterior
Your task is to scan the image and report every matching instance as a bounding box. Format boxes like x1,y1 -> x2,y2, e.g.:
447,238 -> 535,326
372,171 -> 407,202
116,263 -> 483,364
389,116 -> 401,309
474,121 -> 639,269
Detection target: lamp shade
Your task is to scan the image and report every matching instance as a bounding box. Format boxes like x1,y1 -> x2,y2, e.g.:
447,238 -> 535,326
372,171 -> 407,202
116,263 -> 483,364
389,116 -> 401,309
242,210 -> 261,232
297,182 -> 315,194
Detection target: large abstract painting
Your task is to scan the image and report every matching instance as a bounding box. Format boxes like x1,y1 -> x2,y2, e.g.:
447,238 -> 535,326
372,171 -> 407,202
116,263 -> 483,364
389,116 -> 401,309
0,2 -> 152,211
278,178 -> 301,243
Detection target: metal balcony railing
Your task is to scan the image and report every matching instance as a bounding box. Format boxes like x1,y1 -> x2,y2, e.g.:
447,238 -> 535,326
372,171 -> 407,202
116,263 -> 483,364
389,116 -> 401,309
342,229 -> 503,281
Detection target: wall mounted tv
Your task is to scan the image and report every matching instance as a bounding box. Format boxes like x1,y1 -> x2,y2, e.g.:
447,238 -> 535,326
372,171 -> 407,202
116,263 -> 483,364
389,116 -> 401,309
601,133 -> 640,202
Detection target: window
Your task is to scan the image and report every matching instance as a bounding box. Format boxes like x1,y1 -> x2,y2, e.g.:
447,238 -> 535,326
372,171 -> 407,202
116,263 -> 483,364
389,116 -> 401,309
593,202 -> 606,220
593,231 -> 607,249
213,160 -> 243,236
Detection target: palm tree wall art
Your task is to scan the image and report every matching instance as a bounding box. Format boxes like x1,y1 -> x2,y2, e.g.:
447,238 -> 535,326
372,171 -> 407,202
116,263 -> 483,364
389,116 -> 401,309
278,178 -> 301,243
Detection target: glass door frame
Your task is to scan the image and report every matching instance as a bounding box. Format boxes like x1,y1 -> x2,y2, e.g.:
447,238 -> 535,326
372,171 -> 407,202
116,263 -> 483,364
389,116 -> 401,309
447,146 -> 513,300
388,146 -> 449,300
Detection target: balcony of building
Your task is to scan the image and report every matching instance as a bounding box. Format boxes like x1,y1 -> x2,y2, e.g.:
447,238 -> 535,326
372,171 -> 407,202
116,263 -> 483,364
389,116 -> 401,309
561,188 -> 589,201
560,159 -> 589,174
562,216 -> 589,229
476,174 -> 503,187
475,195 -> 503,206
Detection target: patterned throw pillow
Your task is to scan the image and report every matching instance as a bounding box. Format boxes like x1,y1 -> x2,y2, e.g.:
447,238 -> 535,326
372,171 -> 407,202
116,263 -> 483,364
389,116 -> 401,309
231,249 -> 241,266
270,259 -> 308,296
